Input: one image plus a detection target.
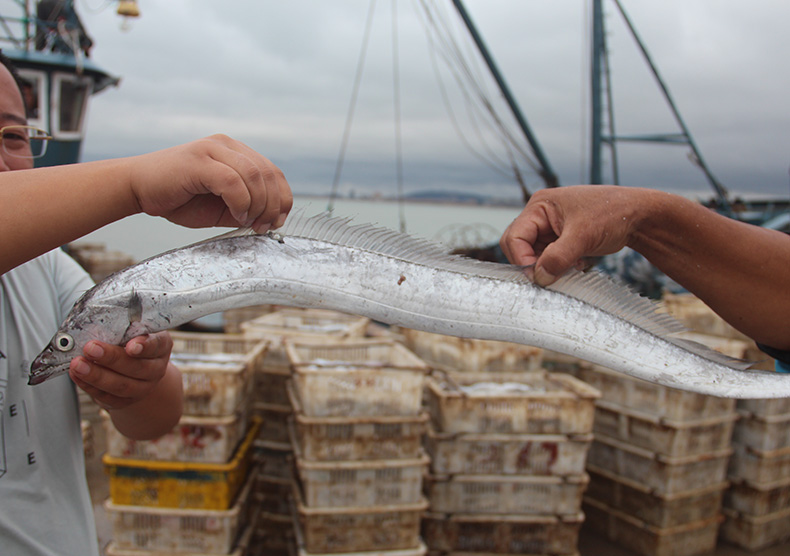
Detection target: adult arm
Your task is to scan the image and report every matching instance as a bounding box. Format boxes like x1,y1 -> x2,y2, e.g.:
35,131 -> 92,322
500,186 -> 790,350
0,134 -> 293,274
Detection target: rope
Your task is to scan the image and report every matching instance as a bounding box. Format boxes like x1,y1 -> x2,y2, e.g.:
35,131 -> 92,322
328,0 -> 378,213
392,0 -> 407,233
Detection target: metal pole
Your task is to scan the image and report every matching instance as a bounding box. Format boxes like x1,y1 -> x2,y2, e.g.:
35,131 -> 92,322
451,0 -> 559,189
590,0 -> 604,184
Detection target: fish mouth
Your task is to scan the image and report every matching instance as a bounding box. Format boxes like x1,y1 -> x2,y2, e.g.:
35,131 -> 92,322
28,359 -> 69,385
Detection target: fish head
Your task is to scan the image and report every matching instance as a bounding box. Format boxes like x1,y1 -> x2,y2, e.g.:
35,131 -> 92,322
29,298 -> 135,385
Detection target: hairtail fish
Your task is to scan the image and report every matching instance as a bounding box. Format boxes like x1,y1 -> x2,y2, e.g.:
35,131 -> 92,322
30,212 -> 788,398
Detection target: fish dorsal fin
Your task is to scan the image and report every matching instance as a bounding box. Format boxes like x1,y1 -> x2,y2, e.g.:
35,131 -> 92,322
213,212 -> 746,369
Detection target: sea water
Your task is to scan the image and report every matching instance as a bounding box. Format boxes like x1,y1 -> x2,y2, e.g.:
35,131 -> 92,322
78,197 -> 523,261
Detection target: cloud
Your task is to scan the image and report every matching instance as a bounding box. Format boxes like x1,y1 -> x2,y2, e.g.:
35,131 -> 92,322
79,0 -> 790,200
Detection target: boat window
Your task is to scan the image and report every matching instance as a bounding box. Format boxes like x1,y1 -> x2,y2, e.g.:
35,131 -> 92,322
52,73 -> 93,139
17,70 -> 47,131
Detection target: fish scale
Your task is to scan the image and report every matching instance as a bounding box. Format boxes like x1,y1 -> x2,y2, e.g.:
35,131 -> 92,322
29,212 -> 790,398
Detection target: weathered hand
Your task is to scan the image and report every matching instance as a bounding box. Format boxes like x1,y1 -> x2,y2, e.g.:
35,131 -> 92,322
500,185 -> 642,285
69,331 -> 174,411
129,134 -> 293,233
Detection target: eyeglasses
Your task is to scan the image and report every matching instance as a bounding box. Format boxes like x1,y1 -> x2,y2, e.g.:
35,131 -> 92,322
0,125 -> 52,159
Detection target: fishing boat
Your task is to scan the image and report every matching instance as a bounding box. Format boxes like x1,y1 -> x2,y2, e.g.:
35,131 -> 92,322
0,0 -> 135,166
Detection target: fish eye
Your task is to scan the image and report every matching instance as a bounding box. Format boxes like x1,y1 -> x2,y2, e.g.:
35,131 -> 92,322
54,333 -> 75,352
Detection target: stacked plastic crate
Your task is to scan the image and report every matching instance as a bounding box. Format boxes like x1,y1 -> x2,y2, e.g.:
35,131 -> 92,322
239,308 -> 370,555
421,369 -> 598,556
579,361 -> 737,556
286,338 -> 431,556
102,331 -> 267,556
721,397 -> 790,550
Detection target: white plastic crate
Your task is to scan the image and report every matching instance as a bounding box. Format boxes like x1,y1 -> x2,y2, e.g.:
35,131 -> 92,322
287,339 -> 429,417
737,398 -> 790,418
253,439 -> 293,481
421,511 -> 583,554
254,473 -> 293,516
720,506 -> 790,552
251,511 -> 295,556
253,401 -> 292,444
733,410 -> 790,451
592,400 -> 736,457
103,403 -> 249,463
222,304 -> 274,333
399,328 -> 544,372
577,365 -> 736,422
295,541 -> 427,556
169,331 -> 267,416
288,381 -> 427,461
725,476 -> 790,516
728,443 -> 790,486
425,427 -> 592,476
104,470 -> 254,553
293,480 -> 427,554
294,448 -> 429,508
583,497 -> 722,556
425,371 -> 599,435
241,308 -> 369,342
586,466 -> 726,528
424,473 -> 588,515
586,433 -> 731,495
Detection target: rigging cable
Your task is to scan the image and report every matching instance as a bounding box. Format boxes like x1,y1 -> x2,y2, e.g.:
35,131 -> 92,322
415,0 -> 540,198
392,0 -> 407,233
328,0 -> 378,213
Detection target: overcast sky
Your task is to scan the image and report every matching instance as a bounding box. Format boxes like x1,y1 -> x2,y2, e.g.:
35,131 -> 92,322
76,0 -> 790,202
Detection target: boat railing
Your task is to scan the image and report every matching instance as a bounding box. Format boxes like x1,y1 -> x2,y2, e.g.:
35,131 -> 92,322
0,1 -> 91,58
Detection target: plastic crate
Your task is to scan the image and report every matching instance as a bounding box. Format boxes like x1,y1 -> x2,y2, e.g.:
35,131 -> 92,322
252,511 -> 296,555
253,439 -> 293,481
583,497 -> 722,556
425,427 -> 592,476
294,447 -> 429,508
399,328 -> 544,373
254,364 -> 292,405
104,419 -> 259,509
104,469 -> 254,553
255,473 -> 293,516
725,476 -> 790,516
222,305 -> 274,333
293,479 -> 427,554
728,443 -> 790,486
253,401 -> 292,444
720,506 -> 790,552
169,331 -> 267,416
241,308 -> 369,342
586,466 -> 726,528
592,400 -> 736,457
103,402 -> 250,463
586,433 -> 731,495
577,364 -> 736,422
424,473 -> 588,515
425,371 -> 599,435
288,381 -> 428,461
737,398 -> 790,418
287,339 -> 429,417
421,512 -> 583,554
733,410 -> 790,451
295,541 -> 427,556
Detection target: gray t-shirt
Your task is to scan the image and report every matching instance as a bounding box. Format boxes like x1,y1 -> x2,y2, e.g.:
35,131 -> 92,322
0,250 -> 99,556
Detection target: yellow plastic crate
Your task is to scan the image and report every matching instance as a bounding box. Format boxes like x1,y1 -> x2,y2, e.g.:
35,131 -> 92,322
104,419 -> 259,510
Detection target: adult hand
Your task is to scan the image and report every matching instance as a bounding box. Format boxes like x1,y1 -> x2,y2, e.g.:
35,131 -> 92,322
68,331 -> 175,411
129,134 -> 293,233
500,185 -> 646,285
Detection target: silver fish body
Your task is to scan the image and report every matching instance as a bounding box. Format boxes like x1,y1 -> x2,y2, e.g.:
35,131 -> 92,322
30,213 -> 789,398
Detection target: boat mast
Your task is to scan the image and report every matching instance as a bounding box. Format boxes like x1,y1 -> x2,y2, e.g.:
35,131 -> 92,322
451,0 -> 559,192
590,0 -> 732,213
